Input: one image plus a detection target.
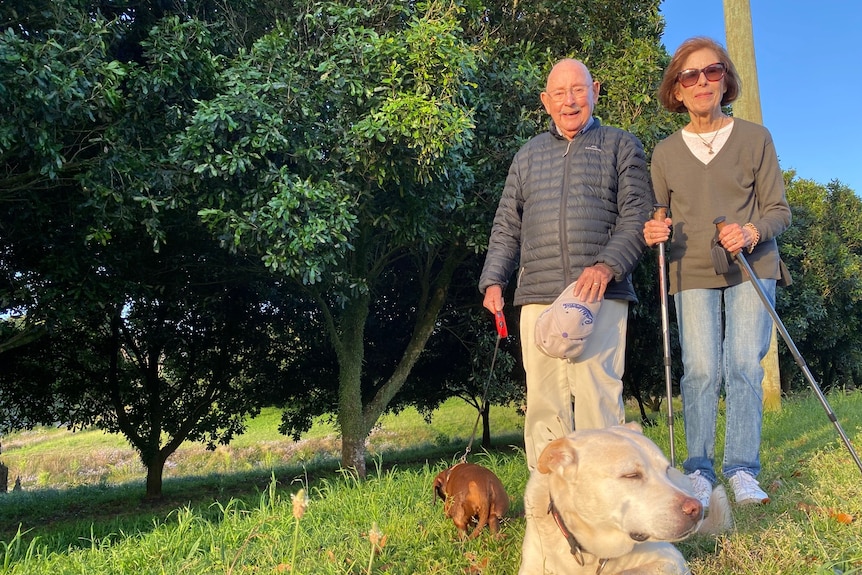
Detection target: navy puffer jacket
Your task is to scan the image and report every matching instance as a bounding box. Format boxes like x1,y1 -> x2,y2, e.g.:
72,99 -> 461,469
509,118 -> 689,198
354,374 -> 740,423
479,119 -> 652,305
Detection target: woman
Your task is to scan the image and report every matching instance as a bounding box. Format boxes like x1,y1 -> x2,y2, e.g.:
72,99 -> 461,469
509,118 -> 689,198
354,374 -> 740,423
643,37 -> 791,507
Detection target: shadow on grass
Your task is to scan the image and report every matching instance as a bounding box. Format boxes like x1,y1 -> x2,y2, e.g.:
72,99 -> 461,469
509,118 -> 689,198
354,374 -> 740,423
0,432 -> 526,553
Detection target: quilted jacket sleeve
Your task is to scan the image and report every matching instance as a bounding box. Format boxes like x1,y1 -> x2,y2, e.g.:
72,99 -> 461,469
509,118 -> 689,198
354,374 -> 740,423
478,150 -> 526,294
593,131 -> 652,281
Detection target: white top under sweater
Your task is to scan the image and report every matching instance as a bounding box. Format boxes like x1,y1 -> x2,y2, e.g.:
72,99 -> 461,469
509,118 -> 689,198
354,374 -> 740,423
681,121 -> 735,163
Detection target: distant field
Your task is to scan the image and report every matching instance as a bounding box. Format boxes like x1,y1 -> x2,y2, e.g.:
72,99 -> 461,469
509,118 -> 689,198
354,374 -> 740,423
0,398 -> 527,491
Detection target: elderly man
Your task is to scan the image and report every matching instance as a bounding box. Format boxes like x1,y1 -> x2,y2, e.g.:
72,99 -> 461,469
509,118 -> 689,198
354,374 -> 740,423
479,58 -> 652,470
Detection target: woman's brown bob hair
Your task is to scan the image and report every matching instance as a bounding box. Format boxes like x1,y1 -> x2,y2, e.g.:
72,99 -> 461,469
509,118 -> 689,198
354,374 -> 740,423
658,37 -> 741,114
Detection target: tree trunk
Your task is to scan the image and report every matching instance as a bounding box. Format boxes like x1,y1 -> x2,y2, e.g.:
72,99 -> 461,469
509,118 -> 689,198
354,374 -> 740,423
762,327 -> 781,412
0,324 -> 47,354
724,0 -> 781,411
144,453 -> 167,499
481,401 -> 491,450
341,434 -> 367,479
333,247 -> 464,477
337,294 -> 371,478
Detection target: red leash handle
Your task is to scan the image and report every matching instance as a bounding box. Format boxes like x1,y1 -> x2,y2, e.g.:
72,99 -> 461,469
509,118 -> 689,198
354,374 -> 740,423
495,310 -> 508,338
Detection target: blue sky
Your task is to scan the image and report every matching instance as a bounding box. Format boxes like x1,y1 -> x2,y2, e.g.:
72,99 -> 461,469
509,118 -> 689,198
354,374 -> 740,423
659,0 -> 861,193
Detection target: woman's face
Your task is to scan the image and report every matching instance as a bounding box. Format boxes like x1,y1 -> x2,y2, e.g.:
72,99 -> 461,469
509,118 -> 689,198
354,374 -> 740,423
673,48 -> 727,117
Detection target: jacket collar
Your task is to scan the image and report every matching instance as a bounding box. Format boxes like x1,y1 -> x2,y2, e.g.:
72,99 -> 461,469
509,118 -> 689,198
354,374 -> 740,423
549,116 -> 599,141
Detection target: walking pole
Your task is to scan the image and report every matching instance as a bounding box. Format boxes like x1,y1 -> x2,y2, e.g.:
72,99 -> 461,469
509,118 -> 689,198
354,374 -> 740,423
654,204 -> 675,466
714,216 -> 862,476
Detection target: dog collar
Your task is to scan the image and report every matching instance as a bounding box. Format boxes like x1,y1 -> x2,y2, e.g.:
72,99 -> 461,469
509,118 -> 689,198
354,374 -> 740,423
548,498 -> 609,575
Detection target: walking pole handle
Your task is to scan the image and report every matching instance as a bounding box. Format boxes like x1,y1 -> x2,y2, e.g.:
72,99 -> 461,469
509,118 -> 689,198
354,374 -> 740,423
653,203 -> 668,222
713,216 -> 740,257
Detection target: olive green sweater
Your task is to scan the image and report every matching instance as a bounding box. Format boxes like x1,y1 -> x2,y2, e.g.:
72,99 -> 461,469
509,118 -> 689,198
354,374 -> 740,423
651,118 -> 791,294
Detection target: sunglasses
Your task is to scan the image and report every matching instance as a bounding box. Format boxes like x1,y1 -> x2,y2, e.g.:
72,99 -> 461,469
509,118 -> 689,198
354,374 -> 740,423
676,62 -> 726,88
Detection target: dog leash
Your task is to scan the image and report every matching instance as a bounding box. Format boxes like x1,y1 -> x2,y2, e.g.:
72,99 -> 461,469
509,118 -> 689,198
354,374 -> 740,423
460,310 -> 508,463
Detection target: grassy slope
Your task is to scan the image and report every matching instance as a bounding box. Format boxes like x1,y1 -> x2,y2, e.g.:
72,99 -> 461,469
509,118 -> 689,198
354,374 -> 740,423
0,393 -> 861,574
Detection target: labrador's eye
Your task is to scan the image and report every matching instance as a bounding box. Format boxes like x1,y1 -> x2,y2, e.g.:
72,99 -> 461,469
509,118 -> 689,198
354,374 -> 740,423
622,472 -> 643,480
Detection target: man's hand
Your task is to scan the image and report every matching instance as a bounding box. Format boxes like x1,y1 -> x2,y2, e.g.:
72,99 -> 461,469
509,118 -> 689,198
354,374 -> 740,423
573,263 -> 614,303
483,284 -> 504,314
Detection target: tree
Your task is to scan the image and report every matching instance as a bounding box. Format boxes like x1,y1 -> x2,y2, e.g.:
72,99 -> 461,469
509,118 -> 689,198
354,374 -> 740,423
0,202 -> 301,498
173,1 -> 480,477
777,175 -> 862,392
404,276 -> 523,450
0,4 -> 298,498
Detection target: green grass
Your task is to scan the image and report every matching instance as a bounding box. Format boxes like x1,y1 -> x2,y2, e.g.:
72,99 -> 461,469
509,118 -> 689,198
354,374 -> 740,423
1,393 -> 861,574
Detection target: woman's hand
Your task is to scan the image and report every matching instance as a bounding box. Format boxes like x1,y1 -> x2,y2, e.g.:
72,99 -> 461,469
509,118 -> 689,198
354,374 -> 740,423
644,217 -> 672,247
718,221 -> 754,254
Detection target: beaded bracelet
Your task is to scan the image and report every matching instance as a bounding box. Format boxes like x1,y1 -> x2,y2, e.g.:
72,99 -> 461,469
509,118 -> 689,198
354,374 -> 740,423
744,222 -> 760,254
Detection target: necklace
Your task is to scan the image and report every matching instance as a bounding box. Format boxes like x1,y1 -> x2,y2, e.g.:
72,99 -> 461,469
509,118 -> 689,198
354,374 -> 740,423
693,117 -> 726,154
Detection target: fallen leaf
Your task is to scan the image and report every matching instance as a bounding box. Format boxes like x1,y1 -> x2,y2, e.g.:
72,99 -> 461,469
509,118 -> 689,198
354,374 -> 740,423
797,502 -> 855,524
829,510 -> 855,524
465,555 -> 489,574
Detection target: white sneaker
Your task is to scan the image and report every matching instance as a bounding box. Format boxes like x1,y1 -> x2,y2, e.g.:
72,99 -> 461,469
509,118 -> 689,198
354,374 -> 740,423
687,470 -> 713,509
729,471 -> 770,505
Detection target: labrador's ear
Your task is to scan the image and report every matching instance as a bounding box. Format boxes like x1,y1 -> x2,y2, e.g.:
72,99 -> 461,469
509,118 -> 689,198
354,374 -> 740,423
537,437 -> 578,475
622,421 -> 643,434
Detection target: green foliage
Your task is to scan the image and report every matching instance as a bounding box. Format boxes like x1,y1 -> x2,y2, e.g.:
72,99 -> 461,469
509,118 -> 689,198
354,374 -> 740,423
78,15 -> 225,248
624,243 -> 684,420
169,0 -> 488,475
594,33 -> 683,152
0,13 -> 125,187
179,0 -> 477,287
198,172 -> 357,285
0,4 -> 305,498
0,229 -> 301,495
779,175 -> 862,390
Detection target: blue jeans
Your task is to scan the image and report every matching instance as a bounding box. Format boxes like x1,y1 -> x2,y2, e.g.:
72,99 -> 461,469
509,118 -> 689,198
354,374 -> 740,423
674,279 -> 776,483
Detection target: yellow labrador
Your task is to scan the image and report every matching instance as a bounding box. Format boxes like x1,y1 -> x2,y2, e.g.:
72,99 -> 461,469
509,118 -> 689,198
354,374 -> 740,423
519,423 -> 732,574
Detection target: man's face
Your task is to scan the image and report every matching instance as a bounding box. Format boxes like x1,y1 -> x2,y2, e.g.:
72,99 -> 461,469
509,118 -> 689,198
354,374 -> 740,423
540,60 -> 600,140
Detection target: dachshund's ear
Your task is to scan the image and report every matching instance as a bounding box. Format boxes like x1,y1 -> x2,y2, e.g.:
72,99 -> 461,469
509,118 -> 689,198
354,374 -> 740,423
432,472 -> 448,503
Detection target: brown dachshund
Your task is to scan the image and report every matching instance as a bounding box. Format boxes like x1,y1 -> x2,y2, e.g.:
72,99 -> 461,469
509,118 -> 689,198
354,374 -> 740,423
432,462 -> 509,539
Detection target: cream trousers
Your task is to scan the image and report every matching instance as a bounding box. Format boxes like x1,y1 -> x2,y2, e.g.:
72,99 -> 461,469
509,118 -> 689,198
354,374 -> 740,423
520,300 -> 628,470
